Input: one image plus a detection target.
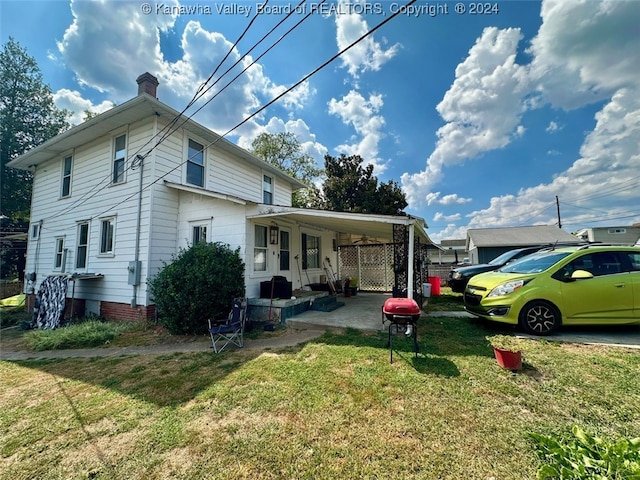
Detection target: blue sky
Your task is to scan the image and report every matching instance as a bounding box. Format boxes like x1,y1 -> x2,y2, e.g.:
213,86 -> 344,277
2,0 -> 639,243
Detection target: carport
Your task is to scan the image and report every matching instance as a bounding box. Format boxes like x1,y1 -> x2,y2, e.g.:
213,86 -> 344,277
247,206 -> 435,300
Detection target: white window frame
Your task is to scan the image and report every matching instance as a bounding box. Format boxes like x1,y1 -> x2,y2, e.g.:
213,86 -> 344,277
54,237 -> 65,270
99,217 -> 116,256
112,133 -> 127,185
279,229 -> 290,271
76,221 -> 90,269
254,225 -> 268,273
31,223 -> 40,240
61,154 -> 73,198
302,233 -> 320,270
263,174 -> 273,204
192,224 -> 207,245
186,138 -> 205,187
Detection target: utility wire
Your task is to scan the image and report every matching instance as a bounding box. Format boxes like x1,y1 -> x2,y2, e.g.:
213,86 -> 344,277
89,0 -> 418,222
38,0 -> 306,227
39,4 -> 271,224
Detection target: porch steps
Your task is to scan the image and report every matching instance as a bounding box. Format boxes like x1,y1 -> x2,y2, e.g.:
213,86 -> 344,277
309,295 -> 345,312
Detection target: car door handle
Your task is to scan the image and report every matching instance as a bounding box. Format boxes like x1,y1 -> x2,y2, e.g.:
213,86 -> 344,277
614,284 -> 625,288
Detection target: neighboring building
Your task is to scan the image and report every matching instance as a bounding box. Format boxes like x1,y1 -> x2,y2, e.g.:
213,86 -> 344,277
433,238 -> 466,264
9,73 -> 432,321
466,225 -> 578,264
573,226 -> 640,246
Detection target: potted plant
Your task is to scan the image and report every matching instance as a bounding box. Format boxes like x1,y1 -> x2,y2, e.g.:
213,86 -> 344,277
489,334 -> 523,371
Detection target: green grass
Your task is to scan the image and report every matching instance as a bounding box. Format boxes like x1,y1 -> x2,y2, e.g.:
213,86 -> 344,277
1,314 -> 639,479
426,287 -> 464,311
21,319 -> 132,351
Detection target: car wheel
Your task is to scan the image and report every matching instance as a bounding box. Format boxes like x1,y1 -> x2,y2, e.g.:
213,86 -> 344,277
518,300 -> 560,336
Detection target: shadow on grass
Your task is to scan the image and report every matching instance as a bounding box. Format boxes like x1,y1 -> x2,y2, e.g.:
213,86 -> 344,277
6,311 -> 519,407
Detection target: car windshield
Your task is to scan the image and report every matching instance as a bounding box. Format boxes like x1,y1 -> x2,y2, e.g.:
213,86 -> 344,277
488,250 -> 524,266
499,251 -> 572,274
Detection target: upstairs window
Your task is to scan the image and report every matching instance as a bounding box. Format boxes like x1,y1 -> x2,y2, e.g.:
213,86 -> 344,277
263,174 -> 273,204
100,217 -> 115,255
113,134 -> 126,184
61,155 -> 72,197
31,223 -> 40,239
187,139 -> 205,187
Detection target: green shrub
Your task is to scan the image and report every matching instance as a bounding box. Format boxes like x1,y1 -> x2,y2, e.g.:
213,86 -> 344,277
529,426 -> 640,479
148,242 -> 245,335
24,320 -> 130,351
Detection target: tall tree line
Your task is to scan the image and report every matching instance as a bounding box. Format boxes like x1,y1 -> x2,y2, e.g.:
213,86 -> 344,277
0,38 -> 69,280
251,133 -> 407,215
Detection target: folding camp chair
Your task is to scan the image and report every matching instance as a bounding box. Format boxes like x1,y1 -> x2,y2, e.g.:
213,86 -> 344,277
208,299 -> 247,353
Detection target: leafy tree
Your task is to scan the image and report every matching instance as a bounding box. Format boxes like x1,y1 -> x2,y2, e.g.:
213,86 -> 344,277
322,154 -> 407,215
0,38 -> 69,279
250,132 -> 324,208
148,242 -> 245,335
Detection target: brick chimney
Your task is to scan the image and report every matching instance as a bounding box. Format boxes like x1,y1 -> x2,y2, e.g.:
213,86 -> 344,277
136,72 -> 159,98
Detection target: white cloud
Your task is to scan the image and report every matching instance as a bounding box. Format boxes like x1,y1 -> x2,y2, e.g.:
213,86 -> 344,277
426,192 -> 472,206
56,1 -> 313,137
401,27 -> 528,207
327,90 -> 388,173
546,121 -> 561,133
466,87 -> 640,230
528,0 -> 640,109
334,0 -> 401,78
406,0 -> 640,243
53,89 -> 115,125
57,0 -> 177,97
433,212 -> 462,222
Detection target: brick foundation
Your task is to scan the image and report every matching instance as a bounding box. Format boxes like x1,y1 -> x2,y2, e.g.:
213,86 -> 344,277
26,295 -> 156,323
100,301 -> 156,322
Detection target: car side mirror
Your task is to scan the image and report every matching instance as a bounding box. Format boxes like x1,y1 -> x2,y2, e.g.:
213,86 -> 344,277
571,269 -> 594,280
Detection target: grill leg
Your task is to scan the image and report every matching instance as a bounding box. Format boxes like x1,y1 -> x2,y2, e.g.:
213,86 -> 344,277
389,324 -> 393,363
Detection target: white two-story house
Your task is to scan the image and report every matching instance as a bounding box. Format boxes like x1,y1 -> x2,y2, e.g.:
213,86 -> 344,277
9,73 -> 431,322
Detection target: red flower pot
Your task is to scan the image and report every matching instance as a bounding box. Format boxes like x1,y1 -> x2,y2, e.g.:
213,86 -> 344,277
492,346 -> 522,371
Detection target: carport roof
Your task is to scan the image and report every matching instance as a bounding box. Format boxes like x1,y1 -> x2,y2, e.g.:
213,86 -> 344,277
248,206 -> 434,245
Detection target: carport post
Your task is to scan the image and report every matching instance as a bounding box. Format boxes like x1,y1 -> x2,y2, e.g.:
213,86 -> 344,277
407,222 -> 415,299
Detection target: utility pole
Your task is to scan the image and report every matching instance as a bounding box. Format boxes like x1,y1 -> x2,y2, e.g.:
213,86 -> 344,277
556,196 -> 562,229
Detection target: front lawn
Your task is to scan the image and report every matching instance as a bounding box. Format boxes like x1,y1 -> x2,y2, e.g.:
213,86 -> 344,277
1,314 -> 639,479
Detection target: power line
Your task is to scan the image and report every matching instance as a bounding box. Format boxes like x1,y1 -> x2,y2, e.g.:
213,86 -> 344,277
87,0 -> 418,222
38,1 -> 307,229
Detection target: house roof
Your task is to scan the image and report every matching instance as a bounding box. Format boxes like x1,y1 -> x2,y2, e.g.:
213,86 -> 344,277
247,206 -> 434,245
7,94 -> 307,190
467,225 -> 578,249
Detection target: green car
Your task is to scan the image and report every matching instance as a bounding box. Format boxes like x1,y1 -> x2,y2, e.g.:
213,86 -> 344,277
463,245 -> 640,335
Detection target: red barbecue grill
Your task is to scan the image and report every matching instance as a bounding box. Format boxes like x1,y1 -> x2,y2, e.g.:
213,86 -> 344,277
382,297 -> 421,363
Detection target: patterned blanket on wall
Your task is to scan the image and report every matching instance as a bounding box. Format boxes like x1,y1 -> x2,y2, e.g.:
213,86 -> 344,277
31,276 -> 69,330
